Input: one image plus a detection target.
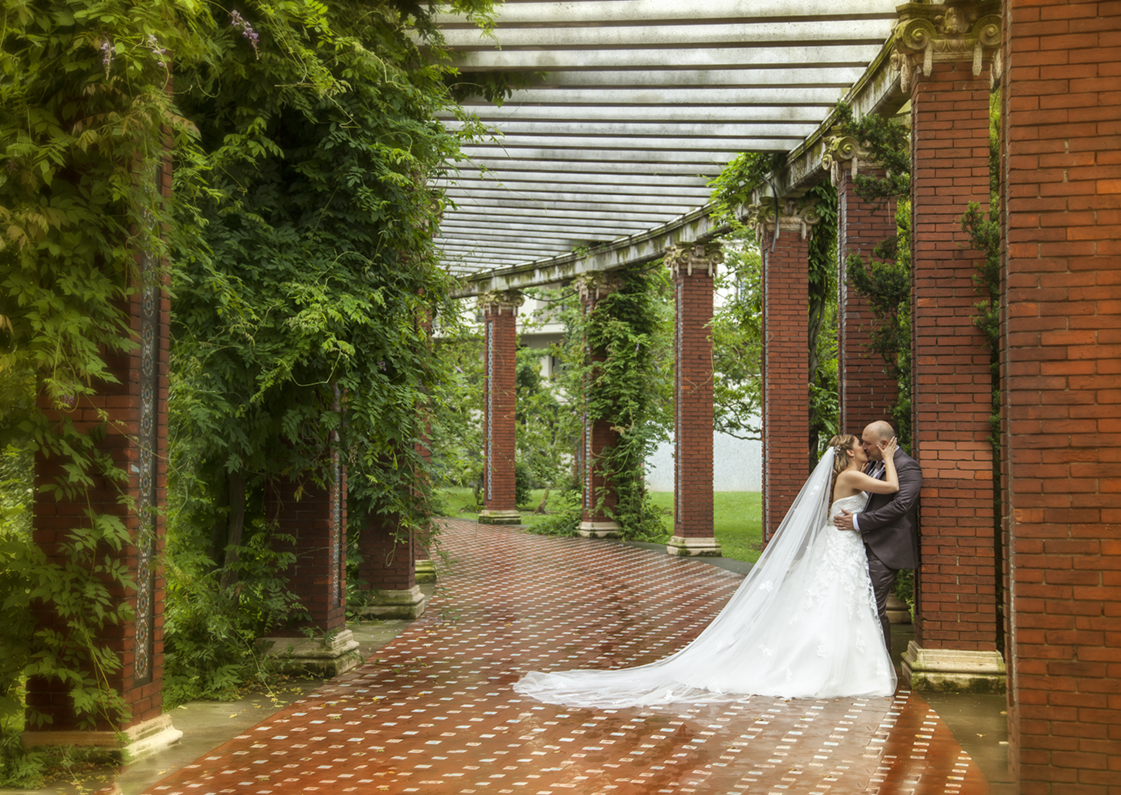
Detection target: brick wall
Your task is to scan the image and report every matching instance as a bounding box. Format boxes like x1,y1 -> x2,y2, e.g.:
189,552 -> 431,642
760,224 -> 810,539
360,511 -> 417,593
909,59 -> 999,653
483,306 -> 518,513
673,267 -> 715,539
1001,1 -> 1121,790
837,166 -> 899,434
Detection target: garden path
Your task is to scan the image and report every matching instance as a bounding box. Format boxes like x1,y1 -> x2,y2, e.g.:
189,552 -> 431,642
134,520 -> 1000,795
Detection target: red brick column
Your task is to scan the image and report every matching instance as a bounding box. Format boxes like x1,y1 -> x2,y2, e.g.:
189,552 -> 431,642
359,507 -> 426,619
1001,0 -> 1121,787
755,203 -> 812,542
895,3 -> 1004,692
832,152 -> 900,432
665,243 -> 722,557
25,157 -> 179,753
575,273 -> 623,539
262,452 -> 359,675
479,291 -> 523,525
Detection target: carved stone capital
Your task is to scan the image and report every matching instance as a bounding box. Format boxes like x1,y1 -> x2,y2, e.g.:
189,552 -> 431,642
821,135 -> 869,186
664,241 -> 722,280
747,197 -> 822,242
478,289 -> 524,315
891,2 -> 1001,90
574,271 -> 625,304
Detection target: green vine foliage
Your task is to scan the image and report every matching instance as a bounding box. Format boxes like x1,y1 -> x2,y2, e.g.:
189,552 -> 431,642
708,151 -> 787,231
1,0 -> 211,734
165,0 -> 500,701
1,0 -> 505,738
534,267 -> 674,542
834,104 -> 914,447
806,181 -> 839,458
711,243 -> 762,442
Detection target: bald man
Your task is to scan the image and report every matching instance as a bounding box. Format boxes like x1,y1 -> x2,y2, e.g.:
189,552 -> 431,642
833,420 -> 922,660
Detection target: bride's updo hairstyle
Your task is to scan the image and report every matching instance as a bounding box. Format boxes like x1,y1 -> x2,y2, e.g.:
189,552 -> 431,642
828,434 -> 859,480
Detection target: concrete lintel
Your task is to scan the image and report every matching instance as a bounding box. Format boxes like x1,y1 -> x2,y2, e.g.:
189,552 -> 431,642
901,641 -> 1007,694
455,207 -> 717,298
23,713 -> 184,762
751,37 -> 906,204
666,535 -> 722,558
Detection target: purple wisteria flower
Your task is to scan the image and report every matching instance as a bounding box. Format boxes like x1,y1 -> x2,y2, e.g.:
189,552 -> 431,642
146,34 -> 170,69
230,10 -> 260,56
100,40 -> 116,76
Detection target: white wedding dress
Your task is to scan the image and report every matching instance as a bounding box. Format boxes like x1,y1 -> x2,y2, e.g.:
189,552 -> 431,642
514,450 -> 896,707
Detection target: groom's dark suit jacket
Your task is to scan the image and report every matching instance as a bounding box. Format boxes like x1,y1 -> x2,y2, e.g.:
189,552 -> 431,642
860,449 -> 922,570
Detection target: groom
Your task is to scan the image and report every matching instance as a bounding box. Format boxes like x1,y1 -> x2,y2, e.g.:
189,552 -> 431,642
833,420 -> 922,659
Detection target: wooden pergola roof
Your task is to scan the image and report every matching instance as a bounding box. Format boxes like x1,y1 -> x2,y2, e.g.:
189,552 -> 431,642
434,0 -> 901,282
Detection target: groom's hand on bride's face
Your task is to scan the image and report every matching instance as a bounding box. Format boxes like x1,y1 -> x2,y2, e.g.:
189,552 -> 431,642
834,509 -> 856,531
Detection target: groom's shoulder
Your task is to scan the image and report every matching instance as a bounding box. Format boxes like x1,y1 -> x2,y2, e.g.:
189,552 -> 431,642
898,449 -> 922,472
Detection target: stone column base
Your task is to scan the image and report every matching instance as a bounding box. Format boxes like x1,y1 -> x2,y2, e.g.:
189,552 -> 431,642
901,641 -> 1006,694
259,629 -> 362,677
23,712 -> 183,762
666,535 -> 722,557
415,558 -> 438,584
887,593 -> 912,625
578,520 -> 621,539
479,510 -> 521,525
359,585 -> 429,620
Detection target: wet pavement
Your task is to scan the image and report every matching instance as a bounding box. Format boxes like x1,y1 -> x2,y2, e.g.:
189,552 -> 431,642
125,519 -> 1009,795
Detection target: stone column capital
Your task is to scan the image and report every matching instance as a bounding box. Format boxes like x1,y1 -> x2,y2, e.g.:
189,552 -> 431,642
574,271 -> 625,304
664,241 -> 722,280
891,2 -> 1001,90
477,290 -> 524,315
747,197 -> 823,242
821,134 -> 870,186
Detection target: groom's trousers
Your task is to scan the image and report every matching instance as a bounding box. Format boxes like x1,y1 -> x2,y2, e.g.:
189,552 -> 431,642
865,545 -> 897,661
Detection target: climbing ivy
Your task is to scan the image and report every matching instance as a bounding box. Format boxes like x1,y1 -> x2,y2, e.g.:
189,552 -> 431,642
529,266 -> 673,541
1,0 -> 210,735
0,0 -> 507,740
806,181 -> 839,458
833,103 -> 914,447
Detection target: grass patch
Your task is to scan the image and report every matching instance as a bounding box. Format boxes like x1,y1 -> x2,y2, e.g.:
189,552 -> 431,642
436,488 -> 763,565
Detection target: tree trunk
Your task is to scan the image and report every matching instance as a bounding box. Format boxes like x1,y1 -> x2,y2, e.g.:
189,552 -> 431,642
533,487 -> 551,514
219,470 -> 246,591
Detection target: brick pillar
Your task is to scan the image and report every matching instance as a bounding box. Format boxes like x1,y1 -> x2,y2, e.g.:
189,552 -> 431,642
575,272 -> 624,539
827,142 -> 900,432
24,157 -> 180,755
414,312 -> 436,584
359,507 -> 426,619
753,200 -> 814,542
478,291 -> 523,525
665,243 -> 722,557
894,2 -> 1005,692
262,450 -> 359,675
1001,0 -> 1121,787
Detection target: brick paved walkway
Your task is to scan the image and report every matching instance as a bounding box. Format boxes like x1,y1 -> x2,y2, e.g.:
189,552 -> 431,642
143,520 -> 991,795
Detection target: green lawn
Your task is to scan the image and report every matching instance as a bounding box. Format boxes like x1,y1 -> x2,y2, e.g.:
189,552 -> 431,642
437,488 -> 764,565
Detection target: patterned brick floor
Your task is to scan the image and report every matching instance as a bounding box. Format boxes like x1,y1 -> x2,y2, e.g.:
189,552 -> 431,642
144,520 -> 990,795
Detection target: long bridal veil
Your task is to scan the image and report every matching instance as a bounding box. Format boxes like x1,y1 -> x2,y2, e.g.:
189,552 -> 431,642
514,448 -> 885,709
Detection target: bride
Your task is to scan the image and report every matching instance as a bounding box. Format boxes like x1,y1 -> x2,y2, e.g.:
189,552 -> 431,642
514,434 -> 900,707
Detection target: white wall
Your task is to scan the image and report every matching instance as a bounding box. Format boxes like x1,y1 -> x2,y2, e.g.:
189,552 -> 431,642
646,431 -> 762,492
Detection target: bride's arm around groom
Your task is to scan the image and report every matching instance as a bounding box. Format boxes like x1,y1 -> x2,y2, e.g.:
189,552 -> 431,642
834,420 -> 922,656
